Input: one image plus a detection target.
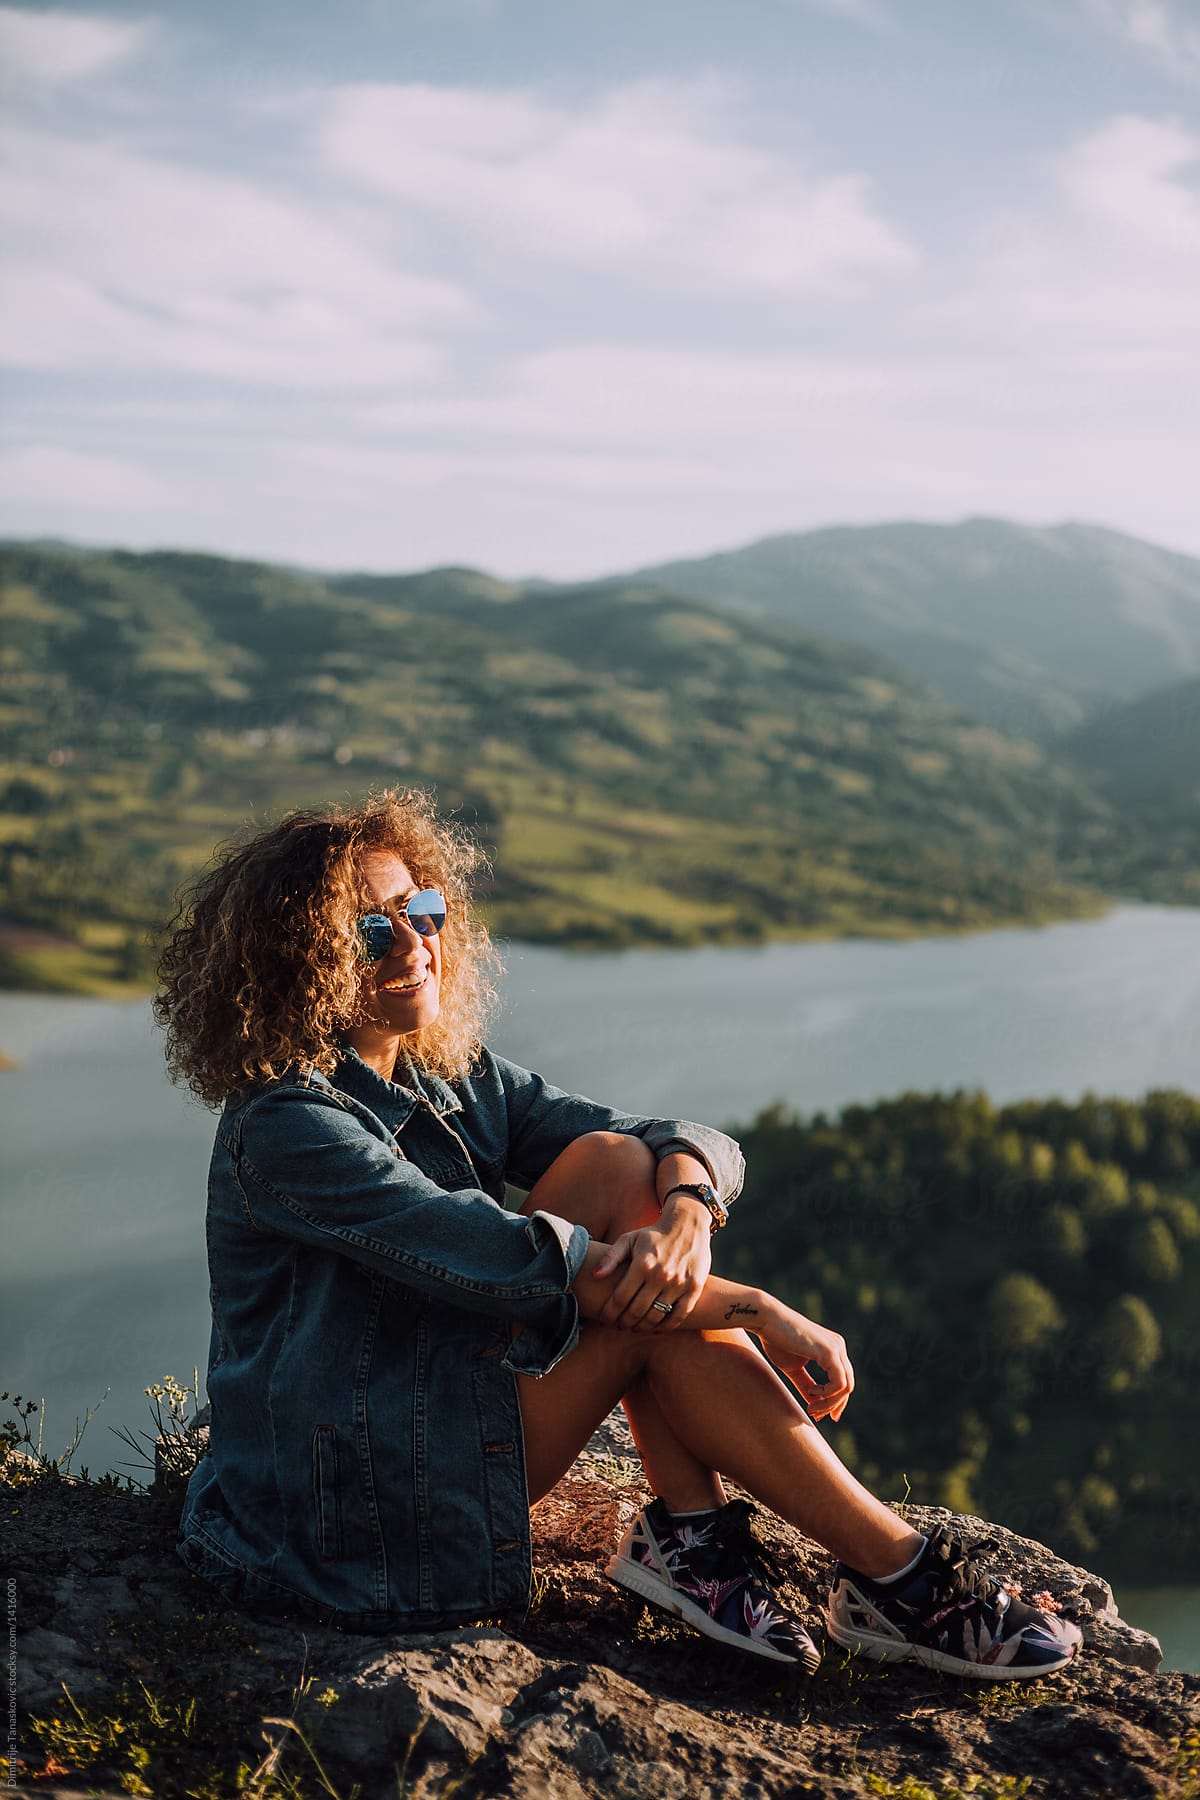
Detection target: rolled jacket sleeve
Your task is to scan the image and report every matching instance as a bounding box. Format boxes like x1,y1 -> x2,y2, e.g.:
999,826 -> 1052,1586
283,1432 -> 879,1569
499,1207 -> 584,1376
490,1053 -> 746,1208
233,1087 -> 590,1356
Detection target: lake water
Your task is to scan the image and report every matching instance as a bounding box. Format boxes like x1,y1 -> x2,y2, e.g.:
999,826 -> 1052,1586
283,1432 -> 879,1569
2,902 -> 1199,1667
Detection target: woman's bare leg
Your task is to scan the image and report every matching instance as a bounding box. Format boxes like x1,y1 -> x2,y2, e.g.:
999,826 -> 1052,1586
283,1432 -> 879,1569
518,1316 -> 920,1574
521,1133 -> 724,1510
518,1135 -> 922,1576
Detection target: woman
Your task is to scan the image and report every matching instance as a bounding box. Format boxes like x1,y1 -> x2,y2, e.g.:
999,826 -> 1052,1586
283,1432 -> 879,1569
159,791 -> 1081,1680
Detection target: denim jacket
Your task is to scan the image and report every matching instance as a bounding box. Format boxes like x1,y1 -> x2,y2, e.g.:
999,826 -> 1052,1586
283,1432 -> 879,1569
176,1044 -> 745,1632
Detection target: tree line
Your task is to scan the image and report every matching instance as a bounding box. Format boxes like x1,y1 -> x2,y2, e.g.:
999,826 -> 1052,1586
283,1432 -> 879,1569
719,1087 -> 1200,1580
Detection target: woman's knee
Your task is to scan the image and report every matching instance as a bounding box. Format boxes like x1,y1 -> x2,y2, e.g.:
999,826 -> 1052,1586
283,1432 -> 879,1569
526,1130 -> 658,1232
560,1130 -> 655,1178
580,1132 -> 658,1227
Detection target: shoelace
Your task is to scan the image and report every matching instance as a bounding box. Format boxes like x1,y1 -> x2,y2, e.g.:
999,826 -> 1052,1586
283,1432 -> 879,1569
713,1499 -> 785,1591
921,1525 -> 1004,1607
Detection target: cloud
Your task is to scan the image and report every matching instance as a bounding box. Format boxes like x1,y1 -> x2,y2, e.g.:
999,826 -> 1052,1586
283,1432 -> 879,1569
0,4 -> 153,85
19,323 -> 1189,579
1,39 -> 1198,574
316,78 -> 914,296
359,346 -> 921,453
783,0 -> 889,24
0,67 -> 913,408
0,71 -> 912,403
0,124 -> 473,387
948,114 -> 1200,352
1059,112 -> 1200,248
1083,0 -> 1200,83
0,444 -> 165,507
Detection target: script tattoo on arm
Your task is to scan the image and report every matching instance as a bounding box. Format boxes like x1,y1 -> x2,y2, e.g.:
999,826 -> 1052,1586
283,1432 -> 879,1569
723,1302 -> 759,1322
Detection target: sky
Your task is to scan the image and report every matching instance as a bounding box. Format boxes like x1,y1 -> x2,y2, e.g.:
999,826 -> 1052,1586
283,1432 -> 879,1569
1,0 -> 1199,578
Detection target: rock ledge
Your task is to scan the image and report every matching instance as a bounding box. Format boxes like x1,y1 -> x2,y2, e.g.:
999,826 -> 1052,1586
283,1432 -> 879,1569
2,1422 -> 1195,1800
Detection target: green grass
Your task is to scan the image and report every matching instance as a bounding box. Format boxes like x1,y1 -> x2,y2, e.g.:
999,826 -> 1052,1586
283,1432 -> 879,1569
27,1648 -> 358,1799
0,940 -> 150,997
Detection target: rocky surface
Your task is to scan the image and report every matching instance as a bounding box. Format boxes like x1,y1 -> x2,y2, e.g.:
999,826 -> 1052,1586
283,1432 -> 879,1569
2,1416 -> 1196,1800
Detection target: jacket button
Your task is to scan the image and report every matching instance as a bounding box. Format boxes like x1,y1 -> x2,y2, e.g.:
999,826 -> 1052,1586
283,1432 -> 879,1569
473,1344 -> 503,1360
495,1539 -> 519,1553
484,1441 -> 516,1455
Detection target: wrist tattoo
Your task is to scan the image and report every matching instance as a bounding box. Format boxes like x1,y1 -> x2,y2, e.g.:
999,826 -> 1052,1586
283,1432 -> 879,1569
724,1303 -> 758,1322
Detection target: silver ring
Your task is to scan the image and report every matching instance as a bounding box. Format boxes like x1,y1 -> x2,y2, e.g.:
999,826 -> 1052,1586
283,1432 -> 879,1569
651,1299 -> 674,1316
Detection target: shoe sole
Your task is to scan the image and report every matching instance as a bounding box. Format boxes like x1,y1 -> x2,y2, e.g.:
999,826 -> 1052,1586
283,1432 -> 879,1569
607,1554 -> 821,1670
824,1612 -> 1081,1681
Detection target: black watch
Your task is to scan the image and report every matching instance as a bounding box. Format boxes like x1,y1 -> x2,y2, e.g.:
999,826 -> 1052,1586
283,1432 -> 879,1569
662,1181 -> 728,1233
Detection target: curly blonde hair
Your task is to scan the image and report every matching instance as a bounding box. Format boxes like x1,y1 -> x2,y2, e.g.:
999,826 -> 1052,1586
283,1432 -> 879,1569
155,790 -> 500,1107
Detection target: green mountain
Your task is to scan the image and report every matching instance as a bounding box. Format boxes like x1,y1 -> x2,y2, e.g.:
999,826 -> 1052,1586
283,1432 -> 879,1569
0,543 -> 1117,994
628,518 -> 1200,740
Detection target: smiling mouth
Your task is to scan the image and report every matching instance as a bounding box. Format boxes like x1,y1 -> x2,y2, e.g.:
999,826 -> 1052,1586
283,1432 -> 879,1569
378,972 -> 428,995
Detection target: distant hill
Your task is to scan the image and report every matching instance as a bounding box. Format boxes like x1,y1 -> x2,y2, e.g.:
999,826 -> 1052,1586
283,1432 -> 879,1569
1059,676 -> 1200,907
0,543 -> 1119,993
628,519 -> 1200,741
1064,674 -> 1200,806
329,565 -> 524,608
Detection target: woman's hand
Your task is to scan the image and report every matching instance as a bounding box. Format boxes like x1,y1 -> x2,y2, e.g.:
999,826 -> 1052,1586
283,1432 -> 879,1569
573,1246 -> 854,1421
752,1299 -> 855,1423
590,1204 -> 713,1330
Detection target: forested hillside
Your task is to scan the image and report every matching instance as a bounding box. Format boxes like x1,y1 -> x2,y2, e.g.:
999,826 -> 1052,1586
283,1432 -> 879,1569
0,543 -> 1121,993
632,518 -> 1200,741
1064,674 -> 1200,806
721,1087 -> 1200,1582
1056,675 -> 1200,911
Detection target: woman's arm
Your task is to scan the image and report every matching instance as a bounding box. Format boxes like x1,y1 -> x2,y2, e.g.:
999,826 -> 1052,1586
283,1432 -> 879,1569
232,1085 -> 589,1362
585,1146 -> 717,1327
482,1050 -> 744,1328
575,1241 -> 855,1423
484,1051 -> 746,1211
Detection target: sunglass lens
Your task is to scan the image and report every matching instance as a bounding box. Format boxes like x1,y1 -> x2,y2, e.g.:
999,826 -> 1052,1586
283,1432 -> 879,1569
406,889 -> 447,936
358,914 -> 395,962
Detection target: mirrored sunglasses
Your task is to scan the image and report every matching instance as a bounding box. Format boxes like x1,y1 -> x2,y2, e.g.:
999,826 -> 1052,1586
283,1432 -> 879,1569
357,889 -> 447,962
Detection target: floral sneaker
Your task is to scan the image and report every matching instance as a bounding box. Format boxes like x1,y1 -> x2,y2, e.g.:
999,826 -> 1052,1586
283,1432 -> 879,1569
606,1496 -> 821,1670
826,1525 -> 1083,1680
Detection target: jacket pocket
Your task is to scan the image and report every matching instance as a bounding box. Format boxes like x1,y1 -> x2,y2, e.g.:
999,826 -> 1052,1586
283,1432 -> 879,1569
312,1425 -> 344,1561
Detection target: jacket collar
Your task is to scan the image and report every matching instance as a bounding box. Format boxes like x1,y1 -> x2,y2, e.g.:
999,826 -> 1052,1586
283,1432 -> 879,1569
316,1043 -> 464,1125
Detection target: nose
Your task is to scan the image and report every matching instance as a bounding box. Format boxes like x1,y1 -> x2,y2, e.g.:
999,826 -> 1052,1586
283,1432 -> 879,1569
388,911 -> 425,954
